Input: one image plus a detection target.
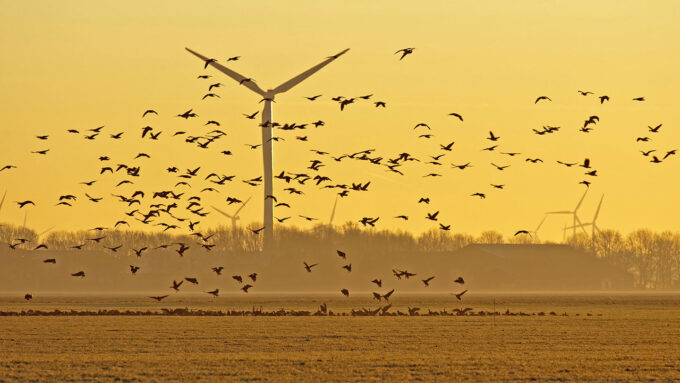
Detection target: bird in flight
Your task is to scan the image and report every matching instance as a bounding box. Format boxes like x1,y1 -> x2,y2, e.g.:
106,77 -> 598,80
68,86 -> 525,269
243,111 -> 259,119
305,95 -> 322,101
448,113 -> 463,121
149,295 -> 169,302
16,201 -> 35,208
454,289 -> 468,301
535,96 -> 552,103
648,124 -> 662,133
395,48 -> 415,60
303,262 -> 318,273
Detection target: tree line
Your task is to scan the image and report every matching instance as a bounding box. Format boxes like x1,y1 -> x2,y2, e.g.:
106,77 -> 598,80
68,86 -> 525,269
1,222 -> 678,288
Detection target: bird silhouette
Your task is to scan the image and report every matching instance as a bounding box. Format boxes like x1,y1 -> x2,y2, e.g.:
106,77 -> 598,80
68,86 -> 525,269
395,48 -> 414,60
454,289 -> 468,300
71,271 -> 85,278
422,276 -> 435,286
487,131 -> 500,141
303,262 -> 318,273
171,280 -> 183,292
150,295 -> 169,302
340,288 -> 350,297
448,112 -> 464,121
535,96 -> 551,103
648,124 -> 662,133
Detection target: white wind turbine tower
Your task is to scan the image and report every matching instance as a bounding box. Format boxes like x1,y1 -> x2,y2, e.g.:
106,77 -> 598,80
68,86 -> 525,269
211,196 -> 253,234
546,189 -> 589,238
186,47 -> 350,253
565,194 -> 604,238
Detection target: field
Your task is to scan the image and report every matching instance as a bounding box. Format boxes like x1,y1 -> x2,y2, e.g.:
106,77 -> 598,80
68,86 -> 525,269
1,293 -> 679,382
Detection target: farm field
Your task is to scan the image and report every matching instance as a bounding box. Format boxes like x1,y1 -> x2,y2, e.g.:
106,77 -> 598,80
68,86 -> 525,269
1,293 -> 679,382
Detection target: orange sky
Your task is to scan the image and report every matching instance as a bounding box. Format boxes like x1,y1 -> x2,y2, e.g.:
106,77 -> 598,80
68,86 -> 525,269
0,1 -> 679,241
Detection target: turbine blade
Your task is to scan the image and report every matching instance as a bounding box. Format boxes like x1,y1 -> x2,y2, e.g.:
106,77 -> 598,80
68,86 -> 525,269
185,48 -> 266,96
535,215 -> 547,231
593,195 -> 604,221
575,188 -> 588,211
564,223 -> 592,230
39,225 -> 56,236
329,195 -> 338,225
271,49 -> 350,94
211,205 -> 234,219
0,191 -> 6,216
574,215 -> 587,234
233,196 -> 253,217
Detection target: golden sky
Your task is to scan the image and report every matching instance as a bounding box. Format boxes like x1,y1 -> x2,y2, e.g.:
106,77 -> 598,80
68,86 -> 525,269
0,1 -> 679,241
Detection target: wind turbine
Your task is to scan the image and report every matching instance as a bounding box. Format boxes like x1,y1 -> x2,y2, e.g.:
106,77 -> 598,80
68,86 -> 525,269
565,194 -> 604,238
546,189 -> 589,237
186,47 -> 350,253
211,196 -> 252,234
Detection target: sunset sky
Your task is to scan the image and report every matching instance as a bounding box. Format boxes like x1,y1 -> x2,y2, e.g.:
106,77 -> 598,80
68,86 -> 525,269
1,1 -> 679,241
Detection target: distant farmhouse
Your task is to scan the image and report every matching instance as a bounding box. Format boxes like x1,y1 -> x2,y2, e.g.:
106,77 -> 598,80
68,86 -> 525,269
443,244 -> 633,291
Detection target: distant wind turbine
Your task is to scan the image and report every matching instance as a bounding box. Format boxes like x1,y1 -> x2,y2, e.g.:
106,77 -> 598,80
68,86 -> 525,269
211,196 -> 252,235
565,194 -> 604,238
186,47 -> 350,252
546,189 -> 589,237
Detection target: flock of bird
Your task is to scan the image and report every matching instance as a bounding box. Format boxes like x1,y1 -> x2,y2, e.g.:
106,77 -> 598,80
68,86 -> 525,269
1,47 -> 675,305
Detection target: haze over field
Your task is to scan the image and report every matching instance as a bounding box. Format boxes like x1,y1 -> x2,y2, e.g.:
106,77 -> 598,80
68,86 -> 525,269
1,1 -> 680,243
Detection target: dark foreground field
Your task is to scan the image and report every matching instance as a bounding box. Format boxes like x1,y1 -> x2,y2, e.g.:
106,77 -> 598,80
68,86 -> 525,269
1,294 -> 679,382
